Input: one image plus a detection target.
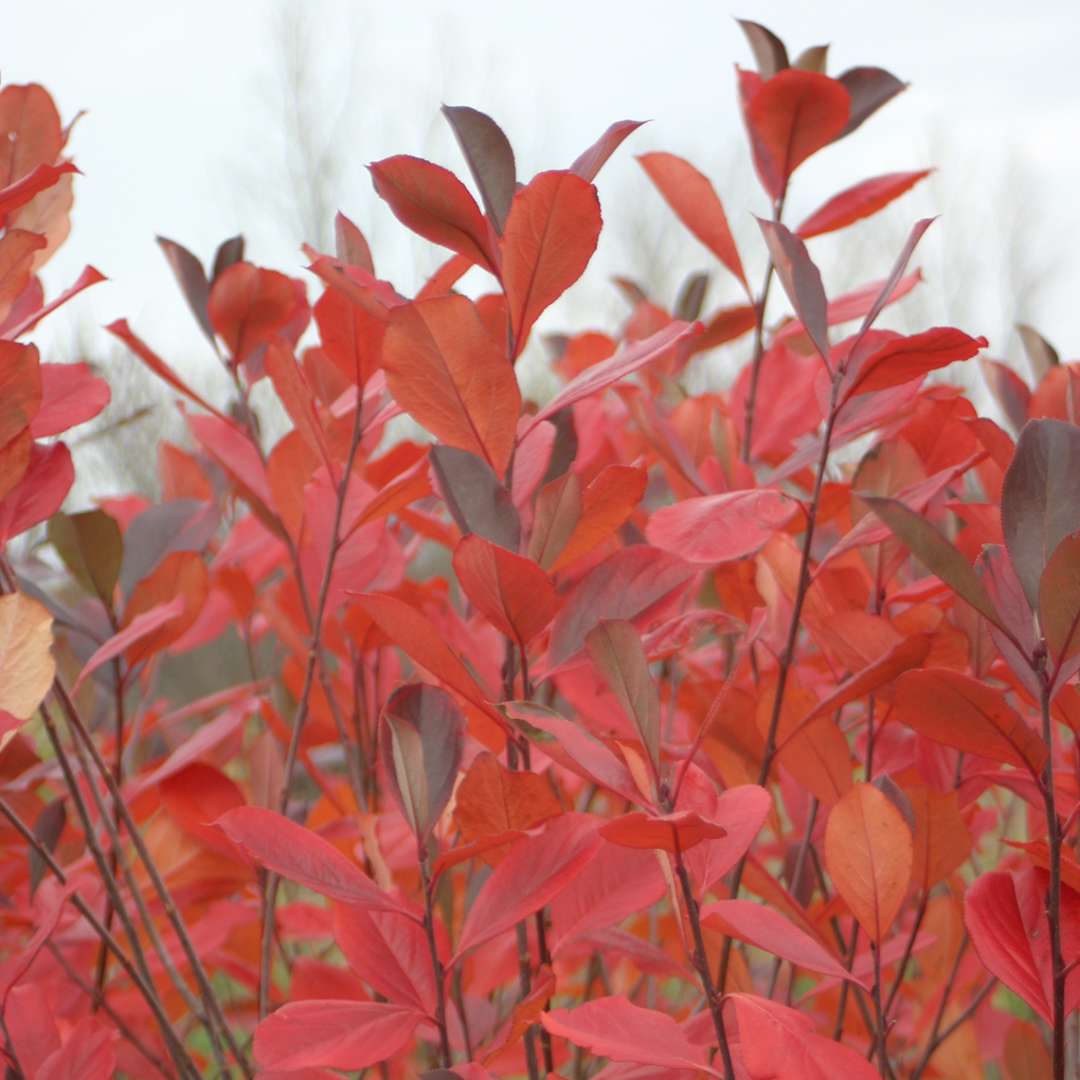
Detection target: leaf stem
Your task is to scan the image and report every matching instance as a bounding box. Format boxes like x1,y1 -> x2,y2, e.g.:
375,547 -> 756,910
720,376 -> 841,992
420,856 -> 452,1067
261,399 -> 367,1018
672,838 -> 736,1080
1039,673 -> 1067,1080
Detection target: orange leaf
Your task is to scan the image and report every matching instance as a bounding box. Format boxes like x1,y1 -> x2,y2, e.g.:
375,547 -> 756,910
638,152 -> 748,294
0,341 -> 41,447
600,811 -> 727,853
313,284 -> 387,387
501,170 -> 601,357
382,295 -> 521,474
763,679 -> 853,807
908,786 -> 972,893
0,592 -> 54,720
121,552 -> 209,667
454,751 -> 562,848
825,783 -> 913,942
552,465 -> 647,571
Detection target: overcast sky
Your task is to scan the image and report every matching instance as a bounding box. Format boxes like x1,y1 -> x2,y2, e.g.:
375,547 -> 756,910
9,1 -> 1080,395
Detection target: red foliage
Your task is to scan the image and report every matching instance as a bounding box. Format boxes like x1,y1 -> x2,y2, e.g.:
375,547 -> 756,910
1,21 -> 1077,1080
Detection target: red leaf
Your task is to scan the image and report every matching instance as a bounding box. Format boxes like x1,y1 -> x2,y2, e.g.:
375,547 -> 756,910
688,305 -> 757,360
524,321 -> 702,435
570,120 -> 646,182
741,69 -> 850,199
981,357 -> 1031,435
638,153 -> 748,294
306,256 -> 403,321
0,230 -> 46,323
796,171 -> 931,239
30,362 -> 110,438
842,326 -> 986,400
36,1017 -> 116,1080
264,341 -> 332,470
369,154 -> 497,273
3,266 -> 105,341
106,319 -> 229,422
702,900 -> 865,988
453,814 -> 602,960
731,993 -> 881,1079
825,783 -> 913,943
0,442 -> 73,543
382,295 -> 521,474
737,20 -> 789,79
646,489 -> 798,565
504,701 -> 643,805
501,170 -> 602,357
891,668 -> 1046,776
313,280 -> 387,389
546,545 -> 697,670
333,905 -> 436,1016
550,843 -> 667,950
74,597 -> 184,690
775,634 -> 932,755
353,592 -> 507,736
774,270 -> 922,347
453,535 -> 558,645
1040,533 -> 1080,673
121,550 -> 209,666
855,218 -> 935,336
253,1000 -> 423,1071
0,162 -> 78,223
129,703 -> 250,797
909,786 -> 972,892
159,761 -> 246,856
208,262 -> 308,370
541,997 -> 713,1073
0,882 -> 76,1008
965,871 -> 1052,1022
215,807 -> 407,915
187,413 -> 281,533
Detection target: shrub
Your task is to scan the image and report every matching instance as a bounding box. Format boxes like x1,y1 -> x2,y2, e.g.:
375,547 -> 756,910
0,19 -> 1076,1080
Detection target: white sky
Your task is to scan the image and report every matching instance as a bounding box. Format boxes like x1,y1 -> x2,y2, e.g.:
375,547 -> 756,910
8,0 -> 1080,397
